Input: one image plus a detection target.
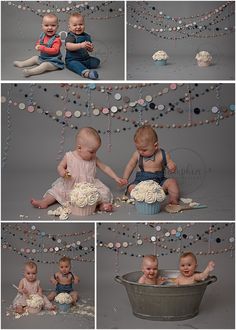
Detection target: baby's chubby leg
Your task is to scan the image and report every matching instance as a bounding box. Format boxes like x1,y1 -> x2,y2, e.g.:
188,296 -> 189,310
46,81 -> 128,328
162,178 -> 180,204
47,291 -> 57,302
23,62 -> 58,77
31,193 -> 56,209
13,55 -> 39,68
70,291 -> 79,305
95,180 -> 114,212
43,295 -> 56,310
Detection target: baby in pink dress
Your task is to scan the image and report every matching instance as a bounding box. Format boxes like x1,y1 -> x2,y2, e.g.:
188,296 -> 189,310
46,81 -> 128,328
31,127 -> 126,212
13,261 -> 55,314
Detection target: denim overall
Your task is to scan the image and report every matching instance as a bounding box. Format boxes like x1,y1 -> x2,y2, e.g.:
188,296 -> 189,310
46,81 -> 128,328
130,148 -> 167,187
55,272 -> 74,294
65,31 -> 100,76
38,32 -> 64,69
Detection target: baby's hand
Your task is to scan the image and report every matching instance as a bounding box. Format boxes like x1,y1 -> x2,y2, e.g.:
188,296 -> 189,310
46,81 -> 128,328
22,288 -> 29,295
64,170 -> 72,179
158,276 -> 167,285
81,41 -> 92,49
167,161 -> 176,173
207,260 -> 215,271
35,44 -> 41,51
86,42 -> 94,52
116,178 -> 128,186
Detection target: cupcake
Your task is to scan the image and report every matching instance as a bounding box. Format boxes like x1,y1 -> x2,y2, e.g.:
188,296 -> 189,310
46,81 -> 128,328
130,180 -> 166,215
152,50 -> 168,66
69,182 -> 100,216
26,294 -> 44,314
54,293 -> 72,312
195,51 -> 212,67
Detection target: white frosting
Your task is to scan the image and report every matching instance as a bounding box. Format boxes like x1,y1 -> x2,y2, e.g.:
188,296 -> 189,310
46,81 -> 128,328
130,180 -> 166,204
70,183 -> 100,208
54,293 -> 73,304
48,203 -> 71,220
26,294 -> 44,308
180,198 -> 192,204
152,50 -> 168,61
195,51 -> 212,62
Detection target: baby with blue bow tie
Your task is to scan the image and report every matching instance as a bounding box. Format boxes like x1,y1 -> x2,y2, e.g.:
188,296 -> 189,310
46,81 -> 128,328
122,125 -> 179,205
48,256 -> 79,305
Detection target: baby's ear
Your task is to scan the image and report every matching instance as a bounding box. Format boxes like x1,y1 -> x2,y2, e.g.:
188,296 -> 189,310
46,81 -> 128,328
154,142 -> 159,149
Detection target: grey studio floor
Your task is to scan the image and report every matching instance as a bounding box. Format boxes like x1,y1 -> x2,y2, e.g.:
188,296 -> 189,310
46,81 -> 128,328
127,54 -> 235,81
1,170 -> 235,221
97,223 -> 235,329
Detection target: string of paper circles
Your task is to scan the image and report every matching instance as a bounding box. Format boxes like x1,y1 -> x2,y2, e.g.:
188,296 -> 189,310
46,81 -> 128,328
1,83 -> 235,167
128,1 -> 235,40
7,1 -> 124,20
2,224 -> 95,264
97,223 -> 235,258
1,83 -> 234,130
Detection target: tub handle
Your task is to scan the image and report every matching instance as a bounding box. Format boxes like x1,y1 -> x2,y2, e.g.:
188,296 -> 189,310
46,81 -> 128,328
115,276 -> 123,284
207,275 -> 217,285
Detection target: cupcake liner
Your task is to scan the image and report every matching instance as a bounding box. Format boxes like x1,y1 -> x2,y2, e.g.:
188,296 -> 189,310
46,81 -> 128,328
70,204 -> 96,216
135,201 -> 161,215
197,60 -> 211,67
154,59 -> 167,66
57,302 -> 71,313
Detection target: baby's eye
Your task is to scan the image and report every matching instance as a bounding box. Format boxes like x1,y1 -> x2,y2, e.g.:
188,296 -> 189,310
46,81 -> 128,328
188,264 -> 191,266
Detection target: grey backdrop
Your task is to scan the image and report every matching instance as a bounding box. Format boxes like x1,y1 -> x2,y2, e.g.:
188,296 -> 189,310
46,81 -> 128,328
127,1 -> 235,80
1,222 -> 95,329
1,1 -> 124,80
1,83 -> 235,220
97,222 -> 235,329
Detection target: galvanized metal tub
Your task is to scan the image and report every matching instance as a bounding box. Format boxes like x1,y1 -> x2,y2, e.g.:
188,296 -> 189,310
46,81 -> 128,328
115,270 -> 217,321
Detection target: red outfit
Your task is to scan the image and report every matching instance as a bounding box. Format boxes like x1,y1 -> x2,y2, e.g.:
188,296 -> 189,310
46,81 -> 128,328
36,35 -> 62,55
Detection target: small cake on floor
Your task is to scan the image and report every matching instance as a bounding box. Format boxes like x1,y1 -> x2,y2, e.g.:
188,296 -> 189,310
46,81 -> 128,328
195,51 -> 212,67
55,293 -> 73,312
131,180 -> 166,215
69,182 -> 101,216
152,50 -> 169,66
26,294 -> 44,314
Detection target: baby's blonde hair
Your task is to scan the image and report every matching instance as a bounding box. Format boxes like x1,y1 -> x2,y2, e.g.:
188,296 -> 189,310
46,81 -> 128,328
25,261 -> 37,271
59,256 -> 71,265
76,127 -> 101,145
142,255 -> 158,264
180,252 -> 197,264
42,13 -> 59,24
134,125 -> 158,144
69,12 -> 84,21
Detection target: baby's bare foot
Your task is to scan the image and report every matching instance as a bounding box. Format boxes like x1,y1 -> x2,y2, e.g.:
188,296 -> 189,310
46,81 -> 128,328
31,199 -> 49,209
98,203 -> 113,212
168,199 -> 179,205
13,61 -> 23,68
23,69 -> 31,77
15,306 -> 25,314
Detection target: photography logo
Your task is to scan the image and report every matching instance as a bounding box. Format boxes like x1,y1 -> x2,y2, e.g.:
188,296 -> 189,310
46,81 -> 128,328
168,148 -> 209,195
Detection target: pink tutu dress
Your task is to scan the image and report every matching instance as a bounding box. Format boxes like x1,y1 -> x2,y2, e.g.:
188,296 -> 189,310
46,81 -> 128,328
45,151 -> 113,205
13,278 -> 53,309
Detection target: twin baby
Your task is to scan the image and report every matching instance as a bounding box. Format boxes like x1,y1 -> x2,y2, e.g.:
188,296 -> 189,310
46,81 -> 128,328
139,253 -> 215,285
31,125 -> 179,212
13,257 -> 79,314
14,13 -> 100,80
